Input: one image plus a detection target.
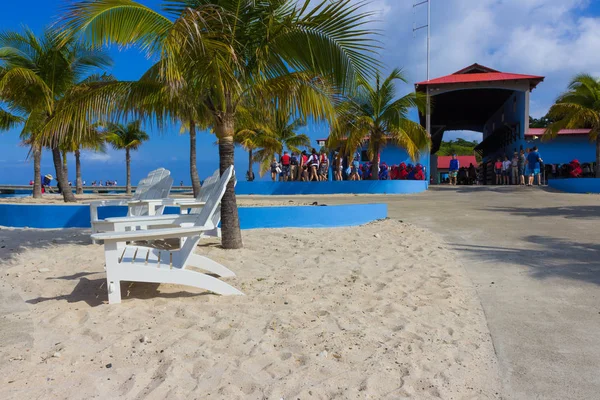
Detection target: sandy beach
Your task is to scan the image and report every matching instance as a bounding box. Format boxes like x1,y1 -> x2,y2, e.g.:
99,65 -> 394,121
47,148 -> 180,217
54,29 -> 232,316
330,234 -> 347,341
0,193 -> 317,207
0,219 -> 500,399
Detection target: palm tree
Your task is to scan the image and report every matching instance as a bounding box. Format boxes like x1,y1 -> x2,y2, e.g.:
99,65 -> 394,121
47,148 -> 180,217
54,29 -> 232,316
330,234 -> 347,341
329,69 -> 430,180
61,124 -> 107,194
546,74 -> 600,177
254,113 -> 310,176
105,120 -> 150,194
0,27 -> 112,201
65,0 -> 378,249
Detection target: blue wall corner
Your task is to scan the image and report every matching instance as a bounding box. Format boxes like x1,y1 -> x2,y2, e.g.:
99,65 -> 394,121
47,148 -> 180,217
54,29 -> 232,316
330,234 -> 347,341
548,178 -> 600,194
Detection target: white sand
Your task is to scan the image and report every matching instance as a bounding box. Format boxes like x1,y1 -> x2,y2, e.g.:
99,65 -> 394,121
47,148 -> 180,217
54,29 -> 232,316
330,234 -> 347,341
0,220 -> 501,399
0,193 -> 314,207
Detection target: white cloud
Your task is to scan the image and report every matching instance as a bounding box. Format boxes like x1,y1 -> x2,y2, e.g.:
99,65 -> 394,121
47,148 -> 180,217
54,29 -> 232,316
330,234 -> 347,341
346,0 -> 600,116
81,151 -> 111,162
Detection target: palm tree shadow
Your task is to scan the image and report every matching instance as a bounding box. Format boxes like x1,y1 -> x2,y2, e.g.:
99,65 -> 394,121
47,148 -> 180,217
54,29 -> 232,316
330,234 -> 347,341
27,277 -> 213,307
484,205 -> 600,220
452,236 -> 600,285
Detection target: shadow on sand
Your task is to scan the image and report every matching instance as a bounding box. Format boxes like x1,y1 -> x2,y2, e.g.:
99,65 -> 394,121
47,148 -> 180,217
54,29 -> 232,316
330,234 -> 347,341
27,276 -> 211,307
484,205 -> 600,219
451,235 -> 600,285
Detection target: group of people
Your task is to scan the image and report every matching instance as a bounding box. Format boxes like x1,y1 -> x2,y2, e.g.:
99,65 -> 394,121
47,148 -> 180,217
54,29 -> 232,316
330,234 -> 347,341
493,146 -> 543,186
91,180 -> 117,187
267,149 -> 330,182
446,156 -> 477,185
263,149 -> 427,182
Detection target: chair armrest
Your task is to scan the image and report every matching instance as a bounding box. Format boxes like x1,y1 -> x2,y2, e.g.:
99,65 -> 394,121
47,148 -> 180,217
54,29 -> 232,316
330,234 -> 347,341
90,199 -> 130,207
92,225 -> 211,242
104,214 -> 197,224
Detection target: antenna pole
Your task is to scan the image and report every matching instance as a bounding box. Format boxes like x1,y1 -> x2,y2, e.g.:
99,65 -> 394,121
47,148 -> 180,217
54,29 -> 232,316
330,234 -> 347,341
414,0 -> 431,181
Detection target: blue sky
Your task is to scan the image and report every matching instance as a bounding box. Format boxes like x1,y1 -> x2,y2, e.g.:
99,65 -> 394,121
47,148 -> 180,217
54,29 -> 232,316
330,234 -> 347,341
1,0 -> 599,184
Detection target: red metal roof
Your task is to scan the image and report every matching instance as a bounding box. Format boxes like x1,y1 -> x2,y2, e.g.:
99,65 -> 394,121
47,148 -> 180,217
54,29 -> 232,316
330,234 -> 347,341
526,128 -> 592,137
416,63 -> 544,90
437,156 -> 478,169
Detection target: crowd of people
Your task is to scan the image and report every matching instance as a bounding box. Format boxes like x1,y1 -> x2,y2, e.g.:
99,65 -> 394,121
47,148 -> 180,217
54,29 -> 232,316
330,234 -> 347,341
259,149 -> 427,182
91,180 -> 117,187
491,147 -> 543,186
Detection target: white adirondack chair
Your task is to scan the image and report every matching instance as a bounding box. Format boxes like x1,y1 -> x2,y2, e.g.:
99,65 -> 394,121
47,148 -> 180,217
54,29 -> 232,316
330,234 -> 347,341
91,166 -> 242,304
90,168 -> 174,241
96,169 -> 230,238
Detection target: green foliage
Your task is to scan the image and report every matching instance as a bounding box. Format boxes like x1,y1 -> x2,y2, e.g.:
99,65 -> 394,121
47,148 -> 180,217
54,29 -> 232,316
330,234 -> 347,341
437,138 -> 479,157
104,120 -> 150,151
529,115 -> 555,128
329,68 -> 430,163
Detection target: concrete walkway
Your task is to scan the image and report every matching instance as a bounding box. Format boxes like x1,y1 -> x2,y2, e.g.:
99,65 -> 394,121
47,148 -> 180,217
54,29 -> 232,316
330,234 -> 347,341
256,186 -> 600,400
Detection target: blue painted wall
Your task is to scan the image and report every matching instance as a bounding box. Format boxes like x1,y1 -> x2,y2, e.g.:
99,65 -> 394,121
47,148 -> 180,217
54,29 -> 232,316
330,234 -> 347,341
548,178 -> 600,194
0,203 -> 388,229
235,180 -> 427,195
527,136 -> 595,165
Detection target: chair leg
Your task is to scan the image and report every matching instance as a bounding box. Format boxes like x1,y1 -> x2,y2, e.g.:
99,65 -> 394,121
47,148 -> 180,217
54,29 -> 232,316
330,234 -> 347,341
115,264 -> 243,296
187,253 -> 236,277
104,242 -> 123,304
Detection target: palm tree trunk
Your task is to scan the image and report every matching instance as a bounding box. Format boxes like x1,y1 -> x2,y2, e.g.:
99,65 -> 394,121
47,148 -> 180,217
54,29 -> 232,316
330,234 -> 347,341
248,148 -> 253,180
51,146 -> 76,202
189,119 -> 201,197
596,134 -> 600,178
371,141 -> 380,180
62,150 -> 69,181
215,114 -> 243,249
126,148 -> 132,195
32,143 -> 42,198
75,148 -> 83,194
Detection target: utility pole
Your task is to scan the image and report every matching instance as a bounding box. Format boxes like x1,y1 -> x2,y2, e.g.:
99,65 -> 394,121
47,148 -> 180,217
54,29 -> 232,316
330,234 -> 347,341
413,0 -> 431,182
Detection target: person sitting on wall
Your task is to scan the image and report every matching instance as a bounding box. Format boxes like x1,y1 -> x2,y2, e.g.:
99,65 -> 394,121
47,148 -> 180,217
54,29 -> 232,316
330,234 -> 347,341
398,162 -> 408,180
379,162 -> 389,180
569,159 -> 583,178
406,164 -> 416,180
413,164 -> 425,181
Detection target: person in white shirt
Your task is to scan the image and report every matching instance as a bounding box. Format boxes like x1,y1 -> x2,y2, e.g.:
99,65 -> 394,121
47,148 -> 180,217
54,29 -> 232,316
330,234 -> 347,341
502,156 -> 512,185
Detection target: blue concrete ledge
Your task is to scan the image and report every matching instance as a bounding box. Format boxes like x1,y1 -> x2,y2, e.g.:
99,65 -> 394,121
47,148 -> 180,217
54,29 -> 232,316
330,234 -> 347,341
0,203 -> 387,229
235,180 -> 427,195
548,178 -> 600,194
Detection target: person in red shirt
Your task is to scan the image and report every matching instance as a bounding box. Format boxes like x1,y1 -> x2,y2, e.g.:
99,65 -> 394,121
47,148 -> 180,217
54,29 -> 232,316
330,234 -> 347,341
280,151 -> 291,181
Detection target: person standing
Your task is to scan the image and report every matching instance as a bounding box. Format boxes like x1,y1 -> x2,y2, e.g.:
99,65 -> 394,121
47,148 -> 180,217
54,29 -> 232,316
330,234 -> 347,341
448,154 -> 459,185
270,157 -> 280,181
502,156 -> 511,185
494,158 -> 503,185
290,152 -> 299,181
510,152 -> 519,185
307,148 -> 320,181
518,149 -> 526,185
527,146 -> 543,186
280,151 -> 291,181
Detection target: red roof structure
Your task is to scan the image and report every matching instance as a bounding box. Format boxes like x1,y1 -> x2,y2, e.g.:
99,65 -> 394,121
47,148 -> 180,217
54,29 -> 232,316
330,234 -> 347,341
416,63 -> 544,91
526,128 -> 591,137
437,156 -> 478,169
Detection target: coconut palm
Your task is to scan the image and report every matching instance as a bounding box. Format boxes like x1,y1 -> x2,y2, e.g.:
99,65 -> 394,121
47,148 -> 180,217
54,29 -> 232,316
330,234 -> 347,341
546,74 -> 600,177
61,124 -> 107,194
64,0 -> 377,248
105,120 -> 150,194
254,113 -> 310,176
329,69 -> 430,180
0,27 -> 112,201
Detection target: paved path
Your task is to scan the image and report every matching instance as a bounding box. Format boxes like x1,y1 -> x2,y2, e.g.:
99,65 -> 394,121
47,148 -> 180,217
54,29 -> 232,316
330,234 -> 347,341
254,186 -> 600,400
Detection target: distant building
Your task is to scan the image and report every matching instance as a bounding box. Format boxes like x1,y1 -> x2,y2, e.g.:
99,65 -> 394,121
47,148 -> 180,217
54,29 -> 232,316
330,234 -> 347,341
525,128 -> 594,165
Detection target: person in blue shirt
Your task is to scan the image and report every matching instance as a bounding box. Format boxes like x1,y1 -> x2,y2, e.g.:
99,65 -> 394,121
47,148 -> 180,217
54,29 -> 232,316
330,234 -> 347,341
449,154 -> 460,185
526,146 -> 543,186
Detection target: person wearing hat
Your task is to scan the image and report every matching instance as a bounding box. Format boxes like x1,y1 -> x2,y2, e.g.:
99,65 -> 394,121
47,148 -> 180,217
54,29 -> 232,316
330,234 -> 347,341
41,174 -> 53,194
511,151 -> 519,185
